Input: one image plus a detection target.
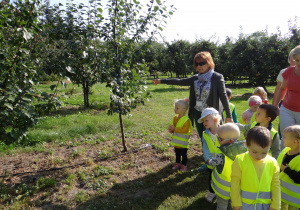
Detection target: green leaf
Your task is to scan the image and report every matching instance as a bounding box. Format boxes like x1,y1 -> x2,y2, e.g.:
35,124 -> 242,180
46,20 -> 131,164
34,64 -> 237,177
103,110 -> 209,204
50,85 -> 56,91
23,28 -> 33,41
4,103 -> 13,110
156,0 -> 161,5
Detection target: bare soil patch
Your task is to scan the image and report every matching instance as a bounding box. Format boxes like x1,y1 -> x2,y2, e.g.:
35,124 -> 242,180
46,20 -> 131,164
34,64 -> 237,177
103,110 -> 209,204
0,131 -> 204,209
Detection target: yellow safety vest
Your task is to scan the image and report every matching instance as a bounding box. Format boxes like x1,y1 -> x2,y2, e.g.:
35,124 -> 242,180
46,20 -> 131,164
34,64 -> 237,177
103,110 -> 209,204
170,115 -> 192,148
250,122 -> 277,156
277,147 -> 300,208
223,102 -> 235,118
211,147 -> 233,200
237,152 -> 277,210
202,131 -> 221,169
250,112 -> 256,124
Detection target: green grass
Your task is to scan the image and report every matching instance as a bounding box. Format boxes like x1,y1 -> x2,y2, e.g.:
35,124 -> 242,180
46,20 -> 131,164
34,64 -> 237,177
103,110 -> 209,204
0,79 -> 279,209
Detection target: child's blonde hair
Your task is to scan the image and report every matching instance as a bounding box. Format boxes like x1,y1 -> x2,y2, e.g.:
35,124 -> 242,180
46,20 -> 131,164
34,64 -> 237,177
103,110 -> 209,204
253,87 -> 267,100
283,125 -> 300,140
247,95 -> 262,107
217,123 -> 240,139
211,113 -> 222,125
175,98 -> 189,111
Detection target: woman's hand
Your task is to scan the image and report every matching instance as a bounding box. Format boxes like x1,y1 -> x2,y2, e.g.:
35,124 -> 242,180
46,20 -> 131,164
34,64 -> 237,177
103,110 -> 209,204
225,118 -> 233,123
281,164 -> 288,172
152,79 -> 161,85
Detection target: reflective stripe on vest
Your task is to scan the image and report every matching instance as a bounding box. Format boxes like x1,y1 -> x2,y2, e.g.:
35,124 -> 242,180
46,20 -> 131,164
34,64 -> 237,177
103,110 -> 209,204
170,138 -> 189,146
241,190 -> 271,200
281,190 -> 300,206
277,147 -> 300,207
211,179 -> 230,198
172,132 -> 190,140
242,202 -> 271,210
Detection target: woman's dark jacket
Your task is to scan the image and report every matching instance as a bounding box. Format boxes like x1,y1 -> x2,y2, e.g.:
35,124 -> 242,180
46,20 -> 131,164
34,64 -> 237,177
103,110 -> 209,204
160,72 -> 232,125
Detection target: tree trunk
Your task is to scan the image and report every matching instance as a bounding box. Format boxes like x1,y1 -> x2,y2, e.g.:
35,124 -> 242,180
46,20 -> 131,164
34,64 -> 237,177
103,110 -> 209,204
119,112 -> 127,152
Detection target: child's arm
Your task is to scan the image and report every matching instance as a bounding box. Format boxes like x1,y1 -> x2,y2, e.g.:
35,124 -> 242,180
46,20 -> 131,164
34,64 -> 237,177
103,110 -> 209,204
231,158 -> 242,209
201,136 -> 212,164
236,123 -> 251,136
270,133 -> 280,159
270,164 -> 280,210
168,125 -> 175,133
242,111 -> 248,124
281,162 -> 300,184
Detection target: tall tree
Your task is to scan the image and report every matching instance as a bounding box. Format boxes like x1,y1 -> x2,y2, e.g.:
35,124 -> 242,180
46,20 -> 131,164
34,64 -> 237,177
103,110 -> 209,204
98,0 -> 175,151
0,0 -> 42,144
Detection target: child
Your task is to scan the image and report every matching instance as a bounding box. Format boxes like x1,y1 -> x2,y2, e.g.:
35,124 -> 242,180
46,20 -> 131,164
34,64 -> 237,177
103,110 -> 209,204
237,104 -> 280,159
198,107 -> 221,203
277,125 -> 300,210
253,86 -> 269,104
231,126 -> 281,210
169,99 -> 192,172
224,88 -> 238,123
242,95 -> 262,124
210,123 -> 241,210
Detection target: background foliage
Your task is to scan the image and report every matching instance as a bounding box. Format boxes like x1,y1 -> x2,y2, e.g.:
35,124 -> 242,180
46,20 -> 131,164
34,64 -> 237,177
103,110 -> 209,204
0,0 -> 299,146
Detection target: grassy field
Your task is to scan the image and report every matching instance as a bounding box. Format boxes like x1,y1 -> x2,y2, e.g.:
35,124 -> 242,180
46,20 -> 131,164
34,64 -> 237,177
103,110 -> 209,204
0,79 -> 278,209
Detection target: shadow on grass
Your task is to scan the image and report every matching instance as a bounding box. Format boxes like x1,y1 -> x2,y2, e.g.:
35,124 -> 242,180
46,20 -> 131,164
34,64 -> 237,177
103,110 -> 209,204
76,156 -> 216,210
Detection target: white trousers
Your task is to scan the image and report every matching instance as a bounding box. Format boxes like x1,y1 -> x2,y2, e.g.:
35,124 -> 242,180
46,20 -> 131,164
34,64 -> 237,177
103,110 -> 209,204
279,105 -> 300,136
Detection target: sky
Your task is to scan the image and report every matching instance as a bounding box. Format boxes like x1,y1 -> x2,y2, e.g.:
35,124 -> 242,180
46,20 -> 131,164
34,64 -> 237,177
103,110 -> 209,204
50,0 -> 300,43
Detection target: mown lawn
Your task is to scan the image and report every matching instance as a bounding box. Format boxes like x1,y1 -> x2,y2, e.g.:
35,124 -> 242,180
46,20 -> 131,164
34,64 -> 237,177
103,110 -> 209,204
0,79 -> 278,209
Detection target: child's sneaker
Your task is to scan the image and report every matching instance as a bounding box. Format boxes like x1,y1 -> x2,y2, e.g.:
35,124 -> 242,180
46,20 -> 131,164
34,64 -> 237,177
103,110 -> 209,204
172,163 -> 181,170
205,192 -> 216,203
197,164 -> 208,172
180,165 -> 187,171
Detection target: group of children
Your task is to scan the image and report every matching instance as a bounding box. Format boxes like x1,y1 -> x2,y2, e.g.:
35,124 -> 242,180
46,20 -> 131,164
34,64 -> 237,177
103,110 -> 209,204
168,88 -> 300,210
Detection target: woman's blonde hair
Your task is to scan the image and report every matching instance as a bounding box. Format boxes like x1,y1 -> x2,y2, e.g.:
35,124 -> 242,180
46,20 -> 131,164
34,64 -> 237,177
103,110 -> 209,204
288,49 -> 294,64
193,51 -> 215,70
283,125 -> 300,140
291,45 -> 300,59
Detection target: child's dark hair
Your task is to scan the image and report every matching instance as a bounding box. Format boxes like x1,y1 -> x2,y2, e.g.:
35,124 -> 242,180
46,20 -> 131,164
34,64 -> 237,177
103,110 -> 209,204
258,104 -> 278,122
226,88 -> 232,98
246,126 -> 272,148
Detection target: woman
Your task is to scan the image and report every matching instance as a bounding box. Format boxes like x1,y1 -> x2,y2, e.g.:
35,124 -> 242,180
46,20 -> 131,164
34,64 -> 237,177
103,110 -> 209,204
273,45 -> 300,141
152,51 -> 233,141
272,49 -> 295,140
